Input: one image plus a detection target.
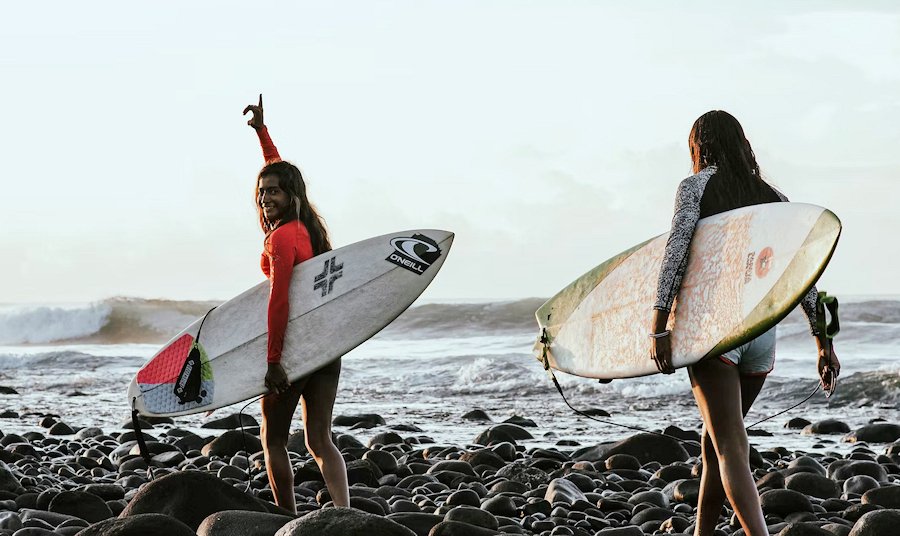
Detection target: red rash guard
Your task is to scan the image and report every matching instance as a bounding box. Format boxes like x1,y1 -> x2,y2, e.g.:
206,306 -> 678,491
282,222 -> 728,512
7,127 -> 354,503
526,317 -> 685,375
261,221 -> 313,363
256,126 -> 282,164
256,126 -> 314,364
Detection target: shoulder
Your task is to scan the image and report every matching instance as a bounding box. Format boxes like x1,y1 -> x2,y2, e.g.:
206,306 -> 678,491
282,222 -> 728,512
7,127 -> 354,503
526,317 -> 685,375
675,165 -> 717,202
265,222 -> 300,253
295,221 -> 311,241
677,165 -> 717,191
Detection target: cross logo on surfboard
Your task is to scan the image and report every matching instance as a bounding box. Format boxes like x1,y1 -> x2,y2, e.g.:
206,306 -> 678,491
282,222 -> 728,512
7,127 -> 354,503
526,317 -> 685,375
386,234 -> 442,275
314,257 -> 343,296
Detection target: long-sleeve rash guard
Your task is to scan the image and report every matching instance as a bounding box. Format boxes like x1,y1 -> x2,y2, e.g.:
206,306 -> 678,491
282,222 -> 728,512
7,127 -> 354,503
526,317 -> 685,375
261,220 -> 313,363
256,126 -> 282,164
653,165 -> 821,336
255,125 -> 313,363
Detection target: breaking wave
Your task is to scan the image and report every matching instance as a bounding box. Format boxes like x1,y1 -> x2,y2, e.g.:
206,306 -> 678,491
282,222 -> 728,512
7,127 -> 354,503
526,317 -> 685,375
0,298 -> 219,345
0,296 -> 896,348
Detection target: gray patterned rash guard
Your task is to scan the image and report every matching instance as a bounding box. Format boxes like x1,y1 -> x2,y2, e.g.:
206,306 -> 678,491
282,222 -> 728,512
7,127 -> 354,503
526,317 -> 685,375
653,165 -> 821,336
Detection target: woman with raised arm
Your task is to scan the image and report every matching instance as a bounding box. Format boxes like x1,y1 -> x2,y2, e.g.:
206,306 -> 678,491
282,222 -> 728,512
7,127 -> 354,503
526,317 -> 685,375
243,95 -> 349,512
649,111 -> 840,536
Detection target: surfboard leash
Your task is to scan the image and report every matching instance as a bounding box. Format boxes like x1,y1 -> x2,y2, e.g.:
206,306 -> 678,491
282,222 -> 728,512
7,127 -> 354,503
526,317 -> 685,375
130,397 -> 157,481
745,383 -> 821,429
538,329 -> 686,442
237,394 -> 266,493
538,328 -> 836,441
746,292 -> 843,427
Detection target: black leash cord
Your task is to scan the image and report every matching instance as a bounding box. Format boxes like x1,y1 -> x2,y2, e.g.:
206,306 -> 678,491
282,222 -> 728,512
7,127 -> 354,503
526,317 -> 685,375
195,306 -> 216,344
545,366 -> 683,441
539,329 -> 828,442
238,394 -> 266,493
130,306 -> 217,480
130,397 -> 157,481
539,330 -> 690,443
746,382 -> 821,430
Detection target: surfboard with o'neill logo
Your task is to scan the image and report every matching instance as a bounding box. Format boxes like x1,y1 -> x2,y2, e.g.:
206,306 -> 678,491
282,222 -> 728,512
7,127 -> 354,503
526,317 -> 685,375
534,203 -> 840,379
128,229 -> 454,417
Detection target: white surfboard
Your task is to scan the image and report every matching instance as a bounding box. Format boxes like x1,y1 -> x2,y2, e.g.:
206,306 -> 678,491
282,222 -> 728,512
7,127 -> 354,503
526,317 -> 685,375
534,203 -> 840,379
128,230 -> 454,417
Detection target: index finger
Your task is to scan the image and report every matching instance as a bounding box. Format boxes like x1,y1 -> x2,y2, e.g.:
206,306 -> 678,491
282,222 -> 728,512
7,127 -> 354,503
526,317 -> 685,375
259,93 -> 263,108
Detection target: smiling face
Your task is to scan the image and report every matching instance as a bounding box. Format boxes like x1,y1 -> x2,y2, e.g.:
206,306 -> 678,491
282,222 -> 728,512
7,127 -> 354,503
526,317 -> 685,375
257,174 -> 292,224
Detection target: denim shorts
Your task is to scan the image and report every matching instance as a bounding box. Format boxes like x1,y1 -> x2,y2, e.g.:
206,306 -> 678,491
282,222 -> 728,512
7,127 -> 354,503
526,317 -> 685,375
718,326 -> 777,376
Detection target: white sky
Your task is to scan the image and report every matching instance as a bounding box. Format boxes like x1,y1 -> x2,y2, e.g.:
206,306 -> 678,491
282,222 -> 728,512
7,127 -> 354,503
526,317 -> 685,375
2,1 -> 898,303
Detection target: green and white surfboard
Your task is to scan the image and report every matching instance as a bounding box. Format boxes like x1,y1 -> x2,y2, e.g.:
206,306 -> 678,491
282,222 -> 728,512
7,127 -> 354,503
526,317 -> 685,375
535,203 -> 840,379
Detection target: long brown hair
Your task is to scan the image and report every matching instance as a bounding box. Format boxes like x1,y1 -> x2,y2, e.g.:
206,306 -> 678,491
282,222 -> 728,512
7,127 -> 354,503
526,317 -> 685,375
255,161 -> 331,255
689,110 -> 779,214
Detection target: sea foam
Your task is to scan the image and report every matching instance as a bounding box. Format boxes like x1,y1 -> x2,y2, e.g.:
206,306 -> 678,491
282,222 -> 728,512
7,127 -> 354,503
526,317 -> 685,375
0,303 -> 111,344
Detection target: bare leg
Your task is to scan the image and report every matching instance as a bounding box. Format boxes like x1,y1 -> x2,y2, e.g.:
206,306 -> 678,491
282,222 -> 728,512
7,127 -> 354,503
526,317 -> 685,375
261,378 -> 305,513
689,359 -> 767,536
692,370 -> 766,535
693,426 -> 726,535
301,359 -> 349,507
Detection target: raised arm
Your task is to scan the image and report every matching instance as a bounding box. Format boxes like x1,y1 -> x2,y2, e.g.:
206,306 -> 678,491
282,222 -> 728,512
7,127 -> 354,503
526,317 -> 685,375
243,94 -> 282,164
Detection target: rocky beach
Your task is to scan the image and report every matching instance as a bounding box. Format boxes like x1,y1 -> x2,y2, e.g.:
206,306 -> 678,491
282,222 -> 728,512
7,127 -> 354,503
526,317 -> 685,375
0,406 -> 899,535
0,297 -> 898,534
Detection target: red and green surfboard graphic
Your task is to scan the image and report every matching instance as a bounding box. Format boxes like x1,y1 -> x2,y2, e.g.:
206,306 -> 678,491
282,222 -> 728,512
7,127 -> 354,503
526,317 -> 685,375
136,333 -> 215,414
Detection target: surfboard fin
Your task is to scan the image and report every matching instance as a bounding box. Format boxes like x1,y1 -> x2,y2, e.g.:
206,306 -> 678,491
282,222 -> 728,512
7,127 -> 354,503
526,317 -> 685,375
174,343 -> 204,404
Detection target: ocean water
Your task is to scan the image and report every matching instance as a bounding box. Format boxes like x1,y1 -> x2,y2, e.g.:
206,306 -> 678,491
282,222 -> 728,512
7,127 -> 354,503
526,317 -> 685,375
0,297 -> 898,453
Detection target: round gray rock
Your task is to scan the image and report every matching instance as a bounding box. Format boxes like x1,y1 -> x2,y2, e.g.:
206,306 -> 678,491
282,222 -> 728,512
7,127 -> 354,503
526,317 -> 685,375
846,424 -> 900,444
844,475 -> 881,496
803,419 -> 851,435
444,505 -> 498,531
760,489 -> 814,517
196,510 -> 294,536
574,432 -> 689,465
544,478 -> 587,505
848,509 -> 900,536
861,486 -> 900,508
119,470 -> 266,530
74,513 -> 195,536
274,508 -> 415,536
494,461 -> 549,489
49,491 -> 114,523
785,472 -> 839,499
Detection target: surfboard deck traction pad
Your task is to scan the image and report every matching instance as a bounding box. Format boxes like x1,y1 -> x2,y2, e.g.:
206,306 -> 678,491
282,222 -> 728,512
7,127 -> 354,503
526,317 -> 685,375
136,333 -> 215,414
